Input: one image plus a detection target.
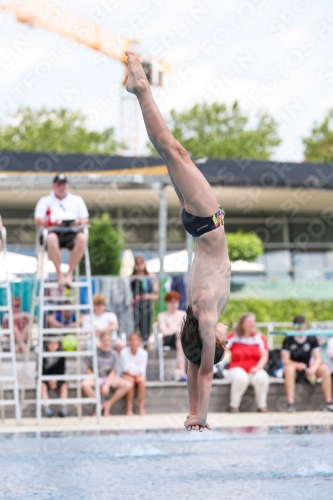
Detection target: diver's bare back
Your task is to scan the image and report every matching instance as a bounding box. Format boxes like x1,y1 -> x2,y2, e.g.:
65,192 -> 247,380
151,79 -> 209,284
190,227 -> 231,320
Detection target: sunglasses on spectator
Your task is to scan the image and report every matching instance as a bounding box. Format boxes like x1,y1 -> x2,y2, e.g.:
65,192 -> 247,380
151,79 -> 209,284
293,323 -> 305,329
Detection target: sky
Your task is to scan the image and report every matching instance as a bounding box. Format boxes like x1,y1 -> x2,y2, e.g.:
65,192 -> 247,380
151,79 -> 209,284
0,0 -> 332,160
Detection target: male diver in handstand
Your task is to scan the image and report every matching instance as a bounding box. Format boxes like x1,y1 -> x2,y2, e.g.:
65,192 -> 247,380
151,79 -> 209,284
125,52 -> 231,432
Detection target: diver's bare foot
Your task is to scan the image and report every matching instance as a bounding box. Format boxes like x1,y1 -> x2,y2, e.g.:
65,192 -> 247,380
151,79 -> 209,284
138,408 -> 146,416
126,409 -> 134,416
125,51 -> 149,95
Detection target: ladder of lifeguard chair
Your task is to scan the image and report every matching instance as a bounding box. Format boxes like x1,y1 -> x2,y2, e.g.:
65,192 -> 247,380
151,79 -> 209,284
31,227 -> 101,425
20,228 -> 45,416
0,226 -> 21,425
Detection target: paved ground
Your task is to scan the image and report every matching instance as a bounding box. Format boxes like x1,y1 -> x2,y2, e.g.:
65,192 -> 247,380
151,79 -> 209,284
1,411 -> 333,434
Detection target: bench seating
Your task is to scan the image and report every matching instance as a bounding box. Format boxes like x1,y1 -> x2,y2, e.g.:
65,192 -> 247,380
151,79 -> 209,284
0,354 -> 329,418
1,378 -> 327,418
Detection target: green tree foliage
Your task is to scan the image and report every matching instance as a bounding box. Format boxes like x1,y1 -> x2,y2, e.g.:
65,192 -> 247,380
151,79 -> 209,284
0,107 -> 123,153
149,101 -> 281,159
222,299 -> 333,326
82,213 -> 123,276
226,231 -> 263,262
302,108 -> 333,162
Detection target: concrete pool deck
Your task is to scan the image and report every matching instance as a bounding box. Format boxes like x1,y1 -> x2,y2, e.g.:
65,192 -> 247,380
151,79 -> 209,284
1,411 -> 333,434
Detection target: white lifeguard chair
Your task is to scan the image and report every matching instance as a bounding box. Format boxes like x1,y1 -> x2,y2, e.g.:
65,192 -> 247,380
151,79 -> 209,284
25,225 -> 101,425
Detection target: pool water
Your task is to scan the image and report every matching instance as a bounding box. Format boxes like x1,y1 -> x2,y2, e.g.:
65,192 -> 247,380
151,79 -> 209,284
1,427 -> 332,499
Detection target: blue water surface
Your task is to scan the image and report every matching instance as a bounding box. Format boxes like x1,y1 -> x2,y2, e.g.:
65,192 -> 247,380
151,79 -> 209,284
1,426 -> 332,500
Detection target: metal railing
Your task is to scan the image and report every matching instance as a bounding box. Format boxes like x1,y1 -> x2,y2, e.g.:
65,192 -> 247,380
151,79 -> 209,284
0,225 -> 20,424
255,322 -> 333,367
254,322 -> 293,349
19,226 -> 101,424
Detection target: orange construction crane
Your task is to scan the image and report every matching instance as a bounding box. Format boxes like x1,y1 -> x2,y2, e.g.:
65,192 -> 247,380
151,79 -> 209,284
0,0 -> 169,154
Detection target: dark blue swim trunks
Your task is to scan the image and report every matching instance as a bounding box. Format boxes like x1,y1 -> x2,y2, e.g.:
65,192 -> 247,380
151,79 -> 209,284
181,206 -> 225,238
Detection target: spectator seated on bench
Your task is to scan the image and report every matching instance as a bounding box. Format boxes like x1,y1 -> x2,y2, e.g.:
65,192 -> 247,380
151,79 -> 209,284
121,332 -> 148,415
82,331 -> 131,416
226,313 -> 269,413
42,340 -> 68,418
82,294 -> 118,348
46,300 -> 78,333
281,315 -> 333,412
2,296 -> 32,353
157,291 -> 187,381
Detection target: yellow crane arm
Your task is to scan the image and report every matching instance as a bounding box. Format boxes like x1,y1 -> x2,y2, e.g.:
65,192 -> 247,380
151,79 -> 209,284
0,1 -> 133,65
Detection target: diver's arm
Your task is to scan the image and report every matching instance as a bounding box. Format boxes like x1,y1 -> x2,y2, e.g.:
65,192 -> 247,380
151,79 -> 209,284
197,324 -> 215,423
187,361 -> 199,415
184,311 -> 215,429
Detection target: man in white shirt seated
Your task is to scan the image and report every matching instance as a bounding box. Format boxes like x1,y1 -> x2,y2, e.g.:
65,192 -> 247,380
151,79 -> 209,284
82,294 -> 119,347
34,173 -> 89,286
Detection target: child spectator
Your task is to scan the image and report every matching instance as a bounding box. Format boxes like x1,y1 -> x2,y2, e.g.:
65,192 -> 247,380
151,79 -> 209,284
2,297 -> 31,352
46,300 -> 77,330
157,291 -> 186,381
82,294 -> 118,347
42,339 -> 68,417
120,332 -> 148,415
82,331 -> 131,416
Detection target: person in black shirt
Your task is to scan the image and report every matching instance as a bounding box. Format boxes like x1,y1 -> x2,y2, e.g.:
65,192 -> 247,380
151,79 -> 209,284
281,315 -> 333,412
42,340 -> 68,417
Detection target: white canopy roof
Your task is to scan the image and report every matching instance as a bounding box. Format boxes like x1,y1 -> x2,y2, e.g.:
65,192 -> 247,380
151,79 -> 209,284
145,249 -> 265,274
0,252 -> 69,280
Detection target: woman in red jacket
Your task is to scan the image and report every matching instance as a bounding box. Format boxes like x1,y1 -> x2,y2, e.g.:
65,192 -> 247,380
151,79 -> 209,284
226,313 -> 269,412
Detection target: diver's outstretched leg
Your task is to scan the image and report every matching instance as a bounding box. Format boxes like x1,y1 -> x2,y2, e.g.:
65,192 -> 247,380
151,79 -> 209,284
125,51 -> 219,217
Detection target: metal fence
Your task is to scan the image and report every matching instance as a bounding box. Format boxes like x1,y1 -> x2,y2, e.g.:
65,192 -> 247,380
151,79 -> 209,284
2,284 -> 333,348
255,321 -> 333,366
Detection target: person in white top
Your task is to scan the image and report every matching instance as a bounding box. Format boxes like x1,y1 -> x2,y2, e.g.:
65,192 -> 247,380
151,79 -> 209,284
157,291 -> 186,381
121,332 -> 148,415
34,173 -> 89,286
82,294 -> 119,347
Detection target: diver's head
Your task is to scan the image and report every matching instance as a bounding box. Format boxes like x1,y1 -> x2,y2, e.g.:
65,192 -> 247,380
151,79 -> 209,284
180,306 -> 227,366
